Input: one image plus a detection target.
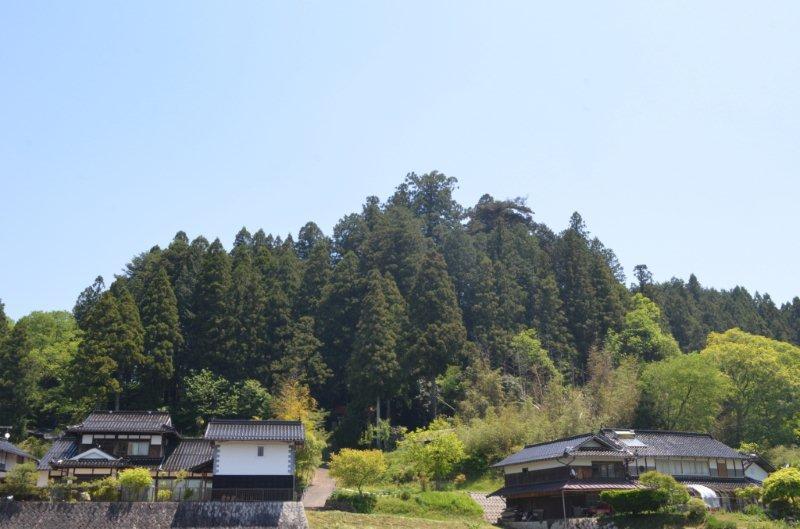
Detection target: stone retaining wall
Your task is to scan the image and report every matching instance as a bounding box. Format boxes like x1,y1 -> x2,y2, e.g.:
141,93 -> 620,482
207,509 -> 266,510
0,501 -> 308,529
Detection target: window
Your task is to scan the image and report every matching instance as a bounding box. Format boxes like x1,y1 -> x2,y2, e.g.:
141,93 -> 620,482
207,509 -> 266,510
127,441 -> 149,456
593,463 -> 621,478
257,446 -> 264,457
522,468 -> 528,473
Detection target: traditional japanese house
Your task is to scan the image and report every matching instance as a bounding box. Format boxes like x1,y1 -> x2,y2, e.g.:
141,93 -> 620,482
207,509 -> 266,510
204,419 -> 305,501
0,440 -> 36,481
491,429 -> 769,521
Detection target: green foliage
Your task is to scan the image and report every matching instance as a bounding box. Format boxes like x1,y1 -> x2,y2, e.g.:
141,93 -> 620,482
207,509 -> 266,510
373,490 -> 483,519
0,462 -> 40,499
685,497 -> 707,524
118,467 -> 153,499
329,489 -> 379,513
762,467 -> 800,509
735,485 -> 763,503
83,476 -> 121,501
329,449 -> 387,495
176,369 -> 271,431
395,419 -> 466,489
638,471 -> 690,507
640,353 -> 730,432
156,488 -> 173,501
705,515 -> 737,529
702,329 -> 800,446
600,488 -> 669,514
606,294 -> 681,362
18,436 -> 50,458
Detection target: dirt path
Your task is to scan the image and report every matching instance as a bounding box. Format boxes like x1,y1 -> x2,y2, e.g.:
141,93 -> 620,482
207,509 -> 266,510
302,467 -> 336,509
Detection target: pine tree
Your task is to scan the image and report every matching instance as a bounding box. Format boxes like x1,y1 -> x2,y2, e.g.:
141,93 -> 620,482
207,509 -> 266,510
296,222 -> 326,260
348,270 -> 402,425
407,251 -> 466,417
392,171 -> 462,240
138,262 -> 182,407
192,239 -> 234,374
533,269 -> 576,374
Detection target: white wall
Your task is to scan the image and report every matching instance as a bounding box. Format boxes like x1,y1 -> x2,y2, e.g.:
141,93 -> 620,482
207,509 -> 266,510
503,456 -> 619,474
215,442 -> 291,476
745,462 -> 770,482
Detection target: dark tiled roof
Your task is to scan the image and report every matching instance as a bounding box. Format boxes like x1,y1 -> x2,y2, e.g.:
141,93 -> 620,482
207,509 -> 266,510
492,433 -> 623,467
682,478 -> 758,492
205,420 -> 304,442
161,439 -> 214,471
67,410 -> 176,434
38,438 -> 79,470
490,479 -> 638,497
604,430 -> 746,459
0,440 -> 36,461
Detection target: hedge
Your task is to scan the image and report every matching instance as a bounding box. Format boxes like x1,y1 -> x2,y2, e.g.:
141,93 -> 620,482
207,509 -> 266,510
600,488 -> 669,514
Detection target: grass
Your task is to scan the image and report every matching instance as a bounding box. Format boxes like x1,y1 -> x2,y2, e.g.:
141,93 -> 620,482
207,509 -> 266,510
713,511 -> 796,529
454,473 -> 503,493
307,510 -> 494,529
373,490 -> 484,519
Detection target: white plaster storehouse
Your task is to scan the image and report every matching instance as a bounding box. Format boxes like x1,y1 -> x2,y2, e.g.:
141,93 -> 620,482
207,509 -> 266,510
204,419 -> 305,501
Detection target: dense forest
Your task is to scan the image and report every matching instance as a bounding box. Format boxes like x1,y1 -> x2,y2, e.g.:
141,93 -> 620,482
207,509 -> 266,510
2,172 -> 800,460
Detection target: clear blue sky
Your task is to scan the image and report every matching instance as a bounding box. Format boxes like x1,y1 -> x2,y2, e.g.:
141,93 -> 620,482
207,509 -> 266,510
1,2 -> 799,319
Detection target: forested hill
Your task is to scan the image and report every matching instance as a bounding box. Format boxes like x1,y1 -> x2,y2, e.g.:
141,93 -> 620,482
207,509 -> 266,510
2,172 -> 799,450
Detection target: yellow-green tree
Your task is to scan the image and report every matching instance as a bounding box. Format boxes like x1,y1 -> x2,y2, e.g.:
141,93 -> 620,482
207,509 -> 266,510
272,380 -> 328,486
329,449 -> 387,495
701,329 -> 800,446
640,353 -> 730,432
605,294 -> 680,362
396,419 -> 466,490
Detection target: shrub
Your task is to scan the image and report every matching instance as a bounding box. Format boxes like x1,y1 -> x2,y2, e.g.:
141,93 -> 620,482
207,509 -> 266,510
639,470 -> 690,508
328,489 -> 378,513
0,462 -> 41,500
395,419 -> 466,489
763,467 -> 800,510
600,488 -> 669,514
80,476 -> 120,501
118,468 -> 153,500
705,515 -> 736,529
329,448 -> 387,495
684,497 -> 707,524
735,484 -> 762,504
156,489 -> 173,501
741,503 -> 766,517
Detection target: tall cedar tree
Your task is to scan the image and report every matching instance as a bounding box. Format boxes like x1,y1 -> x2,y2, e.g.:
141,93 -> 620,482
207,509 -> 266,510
229,243 -> 268,382
192,239 -> 235,376
271,316 -> 331,395
73,276 -> 105,329
0,299 -> 8,341
364,205 -> 427,296
295,238 -> 332,318
316,252 -> 365,409
69,291 -> 125,411
348,270 -> 402,420
0,320 -> 33,434
138,262 -> 182,407
108,282 -> 146,409
407,251 -> 466,417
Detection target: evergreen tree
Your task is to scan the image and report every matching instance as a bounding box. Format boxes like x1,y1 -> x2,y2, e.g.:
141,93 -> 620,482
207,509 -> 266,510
296,222 -> 326,260
364,205 -> 427,296
192,239 -> 234,374
271,316 -> 331,394
109,281 -> 146,409
316,252 -> 365,409
348,270 -> 402,424
0,320 -> 33,433
407,251 -> 466,417
533,269 -> 576,373
138,262 -> 182,407
0,298 -> 8,342
392,171 -> 462,239
73,276 -> 105,329
229,245 -> 268,381
295,238 -> 332,318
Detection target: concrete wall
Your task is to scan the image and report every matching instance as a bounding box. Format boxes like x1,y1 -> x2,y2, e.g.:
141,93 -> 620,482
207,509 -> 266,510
215,442 -> 291,476
0,501 -> 308,529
